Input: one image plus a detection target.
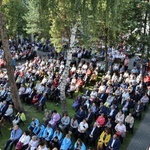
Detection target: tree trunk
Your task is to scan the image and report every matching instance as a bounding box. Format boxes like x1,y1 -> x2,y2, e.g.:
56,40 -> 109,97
60,25 -> 77,115
0,1 -> 23,112
104,28 -> 108,72
141,7 -> 148,84
31,33 -> 34,43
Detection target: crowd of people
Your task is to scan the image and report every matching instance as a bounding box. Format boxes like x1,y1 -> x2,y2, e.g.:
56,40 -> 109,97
0,41 -> 150,150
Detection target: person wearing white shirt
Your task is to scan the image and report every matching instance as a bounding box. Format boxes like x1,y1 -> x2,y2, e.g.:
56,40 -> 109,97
111,73 -> 118,82
37,141 -> 48,150
18,84 -> 25,96
37,84 -> 45,94
41,76 -> 47,85
89,89 -> 97,102
0,104 -> 13,123
70,64 -> 76,73
0,87 -> 6,97
123,71 -> 129,78
67,83 -> 76,98
104,93 -> 114,107
26,135 -> 39,150
125,113 -> 134,134
121,89 -> 130,104
115,121 -> 126,143
71,77 -> 77,85
115,110 -> 125,123
98,83 -> 106,93
15,131 -> 31,150
0,101 -> 3,108
59,113 -> 70,131
141,93 -> 149,110
77,119 -> 88,141
82,63 -> 88,70
20,85 -> 32,102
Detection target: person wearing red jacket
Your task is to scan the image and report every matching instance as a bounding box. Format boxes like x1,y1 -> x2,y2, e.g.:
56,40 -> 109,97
96,113 -> 106,128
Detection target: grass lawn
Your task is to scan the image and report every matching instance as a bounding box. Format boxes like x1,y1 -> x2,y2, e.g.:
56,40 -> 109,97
0,98 -> 75,149
0,72 -> 148,150
0,99 -> 147,150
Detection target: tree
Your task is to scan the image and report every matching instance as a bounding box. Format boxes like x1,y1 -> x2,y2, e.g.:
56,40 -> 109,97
23,0 -> 41,42
49,0 -> 93,114
87,0 -> 125,71
120,0 -> 150,82
23,0 -> 51,41
0,0 -> 23,112
119,0 -> 149,53
2,0 -> 27,39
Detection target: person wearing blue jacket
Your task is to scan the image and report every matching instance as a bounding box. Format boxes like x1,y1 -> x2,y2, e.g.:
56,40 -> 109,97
4,125 -> 22,150
51,128 -> 63,144
74,138 -> 86,150
60,134 -> 72,150
37,124 -> 45,138
28,118 -> 40,132
106,134 -> 120,150
42,123 -> 54,142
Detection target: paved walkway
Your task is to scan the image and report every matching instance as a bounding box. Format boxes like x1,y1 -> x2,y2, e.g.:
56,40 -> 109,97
127,107 -> 150,150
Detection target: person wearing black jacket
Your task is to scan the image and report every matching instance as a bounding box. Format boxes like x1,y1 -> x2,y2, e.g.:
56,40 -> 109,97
86,122 -> 100,146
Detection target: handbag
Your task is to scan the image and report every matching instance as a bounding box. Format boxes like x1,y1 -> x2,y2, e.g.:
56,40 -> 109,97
15,141 -> 23,150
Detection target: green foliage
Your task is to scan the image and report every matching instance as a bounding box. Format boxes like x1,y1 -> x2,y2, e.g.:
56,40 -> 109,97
23,0 -> 51,39
120,0 -> 150,52
1,0 -> 149,54
2,0 -> 27,37
23,0 -> 41,35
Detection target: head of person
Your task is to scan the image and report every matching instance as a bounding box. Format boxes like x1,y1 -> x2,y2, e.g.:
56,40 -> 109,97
55,128 -> 61,133
38,141 -> 46,148
88,108 -> 92,113
53,110 -> 57,114
104,128 -> 111,134
19,111 -> 23,114
13,125 -> 19,130
53,136 -> 58,142
119,110 -> 123,114
32,135 -> 38,141
23,130 -> 30,136
64,113 -> 68,117
47,123 -> 51,128
128,113 -> 132,117
100,102 -> 103,106
72,116 -> 76,121
66,134 -> 71,138
8,104 -> 13,108
32,117 -> 35,121
52,148 -> 58,150
77,138 -> 82,145
119,121 -> 123,125
82,119 -> 87,123
113,134 -> 118,139
3,100 -> 7,105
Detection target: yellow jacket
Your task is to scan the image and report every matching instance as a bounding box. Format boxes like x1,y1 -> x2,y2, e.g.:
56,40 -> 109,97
98,131 -> 111,146
16,112 -> 26,122
20,112 -> 26,122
